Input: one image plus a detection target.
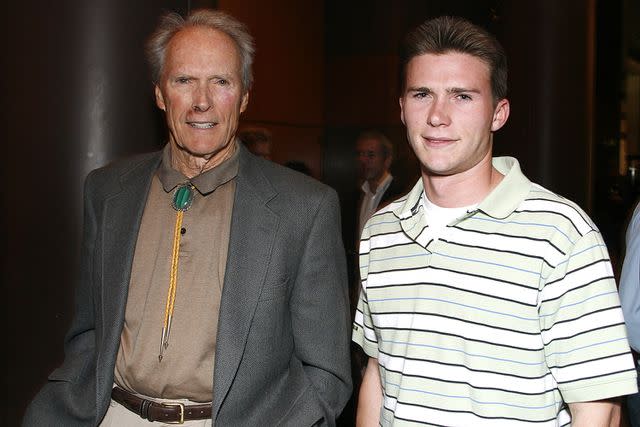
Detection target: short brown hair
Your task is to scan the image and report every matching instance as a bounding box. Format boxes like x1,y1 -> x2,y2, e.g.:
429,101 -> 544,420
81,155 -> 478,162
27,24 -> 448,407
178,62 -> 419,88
400,16 -> 507,101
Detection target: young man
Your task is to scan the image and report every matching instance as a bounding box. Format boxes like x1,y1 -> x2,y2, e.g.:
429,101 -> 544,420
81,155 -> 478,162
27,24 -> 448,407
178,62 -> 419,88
352,16 -> 637,426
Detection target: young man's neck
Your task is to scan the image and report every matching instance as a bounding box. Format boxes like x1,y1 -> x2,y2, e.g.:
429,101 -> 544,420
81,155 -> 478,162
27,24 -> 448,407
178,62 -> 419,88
422,155 -> 503,208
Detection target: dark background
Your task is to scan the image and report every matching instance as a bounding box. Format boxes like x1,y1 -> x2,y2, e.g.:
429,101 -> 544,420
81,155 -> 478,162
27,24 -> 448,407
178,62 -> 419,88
2,0 -> 639,425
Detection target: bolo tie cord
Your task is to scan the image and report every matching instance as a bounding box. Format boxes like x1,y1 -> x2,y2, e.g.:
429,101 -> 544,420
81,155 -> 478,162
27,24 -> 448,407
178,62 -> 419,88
159,184 -> 194,362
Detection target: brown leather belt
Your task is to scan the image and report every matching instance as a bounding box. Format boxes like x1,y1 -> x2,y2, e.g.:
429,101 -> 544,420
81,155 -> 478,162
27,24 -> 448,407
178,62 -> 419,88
111,386 -> 212,424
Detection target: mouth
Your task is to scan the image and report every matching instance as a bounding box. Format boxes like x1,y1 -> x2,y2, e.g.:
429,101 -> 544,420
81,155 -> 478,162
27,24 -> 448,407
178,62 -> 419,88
422,136 -> 457,145
187,121 -> 217,129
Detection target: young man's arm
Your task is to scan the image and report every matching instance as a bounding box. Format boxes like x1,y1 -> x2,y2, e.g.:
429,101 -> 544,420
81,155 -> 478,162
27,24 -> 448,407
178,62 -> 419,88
568,399 -> 621,426
357,357 -> 383,427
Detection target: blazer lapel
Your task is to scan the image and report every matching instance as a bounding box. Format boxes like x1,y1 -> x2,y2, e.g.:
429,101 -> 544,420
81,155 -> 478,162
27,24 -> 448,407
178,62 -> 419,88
95,153 -> 161,403
212,149 -> 279,419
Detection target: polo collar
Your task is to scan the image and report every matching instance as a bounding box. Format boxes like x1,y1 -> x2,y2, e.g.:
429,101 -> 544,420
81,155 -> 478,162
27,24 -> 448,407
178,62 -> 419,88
477,157 -> 531,219
394,156 -> 531,233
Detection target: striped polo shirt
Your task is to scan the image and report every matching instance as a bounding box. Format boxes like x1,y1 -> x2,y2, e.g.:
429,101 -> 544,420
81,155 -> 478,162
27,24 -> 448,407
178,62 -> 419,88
352,157 -> 638,426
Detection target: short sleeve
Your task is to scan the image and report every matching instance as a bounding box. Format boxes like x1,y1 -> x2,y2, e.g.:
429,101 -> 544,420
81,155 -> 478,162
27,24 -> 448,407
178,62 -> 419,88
539,230 -> 638,403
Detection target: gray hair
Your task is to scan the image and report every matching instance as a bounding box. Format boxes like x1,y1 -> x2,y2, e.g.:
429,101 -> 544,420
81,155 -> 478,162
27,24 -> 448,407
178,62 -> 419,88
400,16 -> 507,102
357,130 -> 394,161
146,8 -> 255,91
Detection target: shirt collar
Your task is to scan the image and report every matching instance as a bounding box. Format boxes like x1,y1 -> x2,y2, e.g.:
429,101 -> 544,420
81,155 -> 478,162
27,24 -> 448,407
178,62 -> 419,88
157,141 -> 240,196
394,156 -> 531,221
361,172 -> 393,196
477,157 -> 531,219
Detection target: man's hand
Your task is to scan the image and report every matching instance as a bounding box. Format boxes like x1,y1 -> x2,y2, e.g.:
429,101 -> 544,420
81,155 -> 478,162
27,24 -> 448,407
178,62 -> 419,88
568,398 -> 622,426
357,357 -> 383,427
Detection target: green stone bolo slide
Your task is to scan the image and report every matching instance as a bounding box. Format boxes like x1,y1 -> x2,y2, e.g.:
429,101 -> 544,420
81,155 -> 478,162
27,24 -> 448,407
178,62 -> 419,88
172,184 -> 194,211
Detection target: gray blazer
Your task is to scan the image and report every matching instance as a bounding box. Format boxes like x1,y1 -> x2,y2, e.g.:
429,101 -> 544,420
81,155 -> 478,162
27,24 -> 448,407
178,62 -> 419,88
23,145 -> 352,426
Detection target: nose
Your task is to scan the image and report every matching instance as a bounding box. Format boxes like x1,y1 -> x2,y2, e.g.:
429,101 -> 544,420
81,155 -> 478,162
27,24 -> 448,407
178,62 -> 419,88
427,98 -> 450,127
192,84 -> 212,112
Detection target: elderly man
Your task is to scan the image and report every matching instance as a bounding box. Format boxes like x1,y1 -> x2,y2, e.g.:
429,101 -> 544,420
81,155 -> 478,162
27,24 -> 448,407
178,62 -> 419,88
352,16 -> 637,426
24,9 -> 351,426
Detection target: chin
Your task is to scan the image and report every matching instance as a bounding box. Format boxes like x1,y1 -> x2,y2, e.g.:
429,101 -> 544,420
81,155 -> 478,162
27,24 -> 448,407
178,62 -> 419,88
422,163 -> 456,176
179,142 -> 224,157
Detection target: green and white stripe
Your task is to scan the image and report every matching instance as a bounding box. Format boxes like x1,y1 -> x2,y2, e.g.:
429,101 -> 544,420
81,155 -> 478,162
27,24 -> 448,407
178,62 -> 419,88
353,157 -> 637,426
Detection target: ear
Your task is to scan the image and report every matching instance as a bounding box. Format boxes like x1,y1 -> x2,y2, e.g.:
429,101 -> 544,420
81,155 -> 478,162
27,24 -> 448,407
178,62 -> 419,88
154,85 -> 166,111
399,96 -> 406,125
490,98 -> 510,132
240,91 -> 250,113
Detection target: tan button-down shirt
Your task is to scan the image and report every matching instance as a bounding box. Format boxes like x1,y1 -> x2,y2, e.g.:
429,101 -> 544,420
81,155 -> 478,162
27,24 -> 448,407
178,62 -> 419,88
114,143 -> 238,402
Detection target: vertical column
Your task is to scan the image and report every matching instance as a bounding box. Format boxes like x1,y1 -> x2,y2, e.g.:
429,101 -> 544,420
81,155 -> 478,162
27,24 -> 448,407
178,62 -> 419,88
218,0 -> 326,179
498,0 -> 596,210
2,1 -> 188,423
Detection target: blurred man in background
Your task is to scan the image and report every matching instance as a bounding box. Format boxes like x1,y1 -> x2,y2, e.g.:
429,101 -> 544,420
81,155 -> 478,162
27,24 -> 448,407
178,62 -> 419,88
355,130 -> 404,237
239,126 -> 272,160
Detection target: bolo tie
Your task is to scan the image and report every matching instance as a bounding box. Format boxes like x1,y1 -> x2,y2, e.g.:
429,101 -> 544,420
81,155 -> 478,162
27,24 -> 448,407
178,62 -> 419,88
158,183 -> 195,362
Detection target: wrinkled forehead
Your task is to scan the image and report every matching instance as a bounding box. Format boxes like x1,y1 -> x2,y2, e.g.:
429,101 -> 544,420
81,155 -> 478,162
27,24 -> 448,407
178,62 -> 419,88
162,26 -> 243,76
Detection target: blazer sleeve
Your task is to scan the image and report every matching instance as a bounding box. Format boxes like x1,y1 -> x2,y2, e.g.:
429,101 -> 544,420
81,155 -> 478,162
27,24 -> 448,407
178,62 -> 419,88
289,187 -> 353,426
23,171 -> 101,427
